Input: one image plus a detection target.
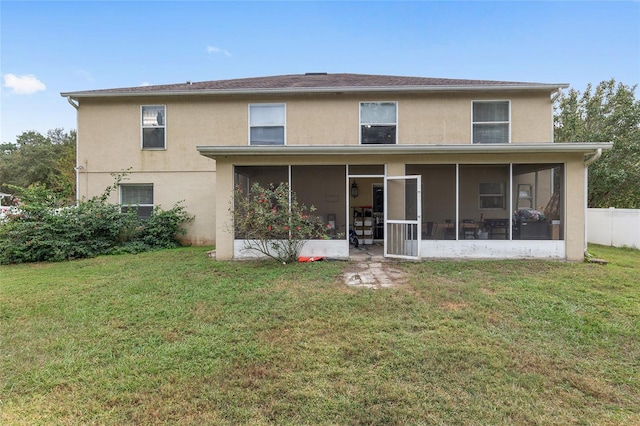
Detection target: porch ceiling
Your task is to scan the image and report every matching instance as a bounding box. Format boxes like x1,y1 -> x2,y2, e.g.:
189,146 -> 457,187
197,143 -> 612,160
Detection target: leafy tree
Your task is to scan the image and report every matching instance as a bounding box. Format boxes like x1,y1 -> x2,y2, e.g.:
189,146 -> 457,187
232,182 -> 331,264
0,129 -> 76,203
554,79 -> 640,208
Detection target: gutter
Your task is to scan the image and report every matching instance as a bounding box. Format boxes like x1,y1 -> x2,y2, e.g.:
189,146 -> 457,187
61,83 -> 570,99
197,142 -> 613,158
66,96 -> 80,203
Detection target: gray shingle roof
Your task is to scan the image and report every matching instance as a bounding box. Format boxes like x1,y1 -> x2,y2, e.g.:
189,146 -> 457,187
61,73 -> 568,98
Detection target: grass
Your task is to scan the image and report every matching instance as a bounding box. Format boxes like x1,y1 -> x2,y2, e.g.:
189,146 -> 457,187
1,245 -> 638,425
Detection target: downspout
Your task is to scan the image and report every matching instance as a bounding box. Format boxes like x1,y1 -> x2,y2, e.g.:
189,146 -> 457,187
584,148 -> 602,167
583,148 -> 603,257
550,89 -> 562,143
67,96 -> 79,110
66,97 -> 81,204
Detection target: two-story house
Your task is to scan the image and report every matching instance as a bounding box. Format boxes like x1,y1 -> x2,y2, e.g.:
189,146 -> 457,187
61,73 -> 611,261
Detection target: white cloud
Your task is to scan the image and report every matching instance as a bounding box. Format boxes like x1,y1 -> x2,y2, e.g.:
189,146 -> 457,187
206,45 -> 231,57
3,73 -> 46,94
139,82 -> 151,87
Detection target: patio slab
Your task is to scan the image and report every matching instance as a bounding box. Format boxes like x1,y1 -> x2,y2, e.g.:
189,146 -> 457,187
343,259 -> 407,289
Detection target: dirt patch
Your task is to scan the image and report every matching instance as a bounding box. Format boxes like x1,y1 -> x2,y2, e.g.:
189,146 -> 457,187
480,287 -> 496,296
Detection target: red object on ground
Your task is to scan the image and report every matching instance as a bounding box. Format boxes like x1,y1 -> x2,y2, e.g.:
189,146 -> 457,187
298,256 -> 326,262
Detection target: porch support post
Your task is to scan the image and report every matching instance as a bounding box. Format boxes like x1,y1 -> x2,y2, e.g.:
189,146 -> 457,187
386,161 -> 405,177
565,155 -> 587,261
215,160 -> 234,260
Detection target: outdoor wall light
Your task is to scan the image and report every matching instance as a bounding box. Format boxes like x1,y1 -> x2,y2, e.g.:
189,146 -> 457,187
351,181 -> 359,198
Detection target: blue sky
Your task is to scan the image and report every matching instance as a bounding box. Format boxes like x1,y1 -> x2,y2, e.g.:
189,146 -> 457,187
1,1 -> 639,143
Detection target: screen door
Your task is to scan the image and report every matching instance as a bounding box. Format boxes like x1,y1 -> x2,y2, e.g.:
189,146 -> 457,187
385,175 -> 421,259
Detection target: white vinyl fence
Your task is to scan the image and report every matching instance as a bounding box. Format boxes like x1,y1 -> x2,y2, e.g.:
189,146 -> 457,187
587,208 -> 640,250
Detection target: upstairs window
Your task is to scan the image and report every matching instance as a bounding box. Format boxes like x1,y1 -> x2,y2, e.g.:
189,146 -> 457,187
120,184 -> 154,219
360,102 -> 397,144
141,105 -> 166,149
472,101 -> 510,144
249,104 -> 286,145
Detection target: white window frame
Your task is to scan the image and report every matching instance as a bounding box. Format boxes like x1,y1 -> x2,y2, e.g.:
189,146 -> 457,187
248,103 -> 286,146
120,184 -> 154,219
471,100 -> 511,144
141,105 -> 166,150
478,182 -> 506,210
359,101 -> 398,145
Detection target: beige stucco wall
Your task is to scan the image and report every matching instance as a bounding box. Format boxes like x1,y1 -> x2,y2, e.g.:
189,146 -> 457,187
513,169 -> 554,211
76,98 -> 217,246
77,170 -> 216,246
78,90 -> 554,157
268,92 -> 551,145
290,92 -> 552,145
75,89 -> 565,254
398,92 -> 552,144
77,98 -> 217,172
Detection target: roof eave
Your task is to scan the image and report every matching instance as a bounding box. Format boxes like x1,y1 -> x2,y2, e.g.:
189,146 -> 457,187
196,142 -> 612,159
61,83 -> 569,99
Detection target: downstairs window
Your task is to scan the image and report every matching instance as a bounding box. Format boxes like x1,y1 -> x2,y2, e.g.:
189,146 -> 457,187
120,184 -> 154,219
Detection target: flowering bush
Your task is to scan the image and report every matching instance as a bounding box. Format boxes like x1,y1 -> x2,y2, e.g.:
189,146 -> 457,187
231,182 -> 331,264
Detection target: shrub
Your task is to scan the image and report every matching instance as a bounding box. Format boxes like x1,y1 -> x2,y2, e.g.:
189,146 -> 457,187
0,178 -> 193,264
231,182 -> 331,264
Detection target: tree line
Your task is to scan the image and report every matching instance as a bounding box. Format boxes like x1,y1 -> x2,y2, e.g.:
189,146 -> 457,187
1,79 -> 639,208
1,128 -> 76,204
554,79 -> 639,209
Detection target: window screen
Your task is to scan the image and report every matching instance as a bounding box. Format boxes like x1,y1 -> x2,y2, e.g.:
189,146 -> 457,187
472,101 -> 509,144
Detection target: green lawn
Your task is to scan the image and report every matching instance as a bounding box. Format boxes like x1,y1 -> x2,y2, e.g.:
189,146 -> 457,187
1,245 -> 638,425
